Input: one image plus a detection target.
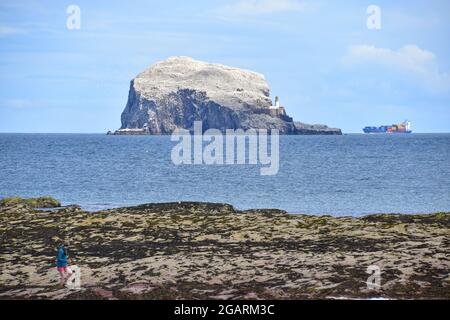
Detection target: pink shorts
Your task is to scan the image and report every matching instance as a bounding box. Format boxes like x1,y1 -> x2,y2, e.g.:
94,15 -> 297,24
57,267 -> 67,272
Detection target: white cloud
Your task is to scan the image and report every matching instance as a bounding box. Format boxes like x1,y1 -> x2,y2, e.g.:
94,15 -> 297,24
216,0 -> 309,16
343,45 -> 450,94
0,99 -> 33,108
343,45 -> 434,71
0,26 -> 26,37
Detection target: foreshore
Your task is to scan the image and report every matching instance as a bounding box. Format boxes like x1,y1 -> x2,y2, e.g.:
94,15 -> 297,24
0,198 -> 449,300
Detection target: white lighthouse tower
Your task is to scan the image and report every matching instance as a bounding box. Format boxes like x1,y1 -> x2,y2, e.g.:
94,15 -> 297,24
270,96 -> 280,109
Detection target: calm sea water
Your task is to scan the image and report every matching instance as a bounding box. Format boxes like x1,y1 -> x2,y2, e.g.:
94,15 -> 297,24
0,133 -> 449,216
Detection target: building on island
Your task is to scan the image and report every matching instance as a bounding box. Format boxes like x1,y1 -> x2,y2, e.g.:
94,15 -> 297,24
269,96 -> 292,122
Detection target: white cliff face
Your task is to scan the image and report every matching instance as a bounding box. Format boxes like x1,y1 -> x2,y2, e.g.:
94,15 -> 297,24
117,56 -> 341,135
133,56 -> 272,110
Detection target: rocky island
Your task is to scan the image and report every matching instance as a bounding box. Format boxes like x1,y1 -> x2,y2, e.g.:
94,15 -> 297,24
1,197 -> 448,300
110,57 -> 341,135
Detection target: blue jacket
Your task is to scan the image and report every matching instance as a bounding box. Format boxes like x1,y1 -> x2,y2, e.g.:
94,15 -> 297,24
56,246 -> 68,267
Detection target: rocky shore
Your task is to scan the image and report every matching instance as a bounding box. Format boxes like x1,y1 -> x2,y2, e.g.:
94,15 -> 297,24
0,198 -> 448,300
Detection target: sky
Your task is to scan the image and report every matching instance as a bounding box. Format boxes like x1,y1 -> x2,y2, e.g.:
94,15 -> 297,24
0,0 -> 449,133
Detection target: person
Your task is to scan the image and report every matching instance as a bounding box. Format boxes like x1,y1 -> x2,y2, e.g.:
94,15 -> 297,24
56,244 -> 69,285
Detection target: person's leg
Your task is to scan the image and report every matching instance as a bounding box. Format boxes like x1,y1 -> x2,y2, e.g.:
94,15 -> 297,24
63,267 -> 69,280
58,267 -> 69,284
58,269 -> 65,285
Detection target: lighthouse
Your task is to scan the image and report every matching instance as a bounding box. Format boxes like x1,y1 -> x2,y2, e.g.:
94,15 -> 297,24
268,96 -> 291,121
270,96 -> 280,109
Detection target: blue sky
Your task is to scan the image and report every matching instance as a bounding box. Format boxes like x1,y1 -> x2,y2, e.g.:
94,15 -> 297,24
0,0 -> 449,133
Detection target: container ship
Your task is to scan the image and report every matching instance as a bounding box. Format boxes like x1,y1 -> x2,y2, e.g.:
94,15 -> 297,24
363,120 -> 412,134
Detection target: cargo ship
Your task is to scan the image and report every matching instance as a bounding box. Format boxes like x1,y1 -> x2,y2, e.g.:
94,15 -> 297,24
363,120 -> 412,134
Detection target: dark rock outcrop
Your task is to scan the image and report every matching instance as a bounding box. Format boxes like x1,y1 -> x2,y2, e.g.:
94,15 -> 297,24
113,57 -> 341,135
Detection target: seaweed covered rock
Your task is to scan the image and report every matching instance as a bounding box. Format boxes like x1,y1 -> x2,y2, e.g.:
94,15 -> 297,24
0,200 -> 448,300
0,196 -> 61,208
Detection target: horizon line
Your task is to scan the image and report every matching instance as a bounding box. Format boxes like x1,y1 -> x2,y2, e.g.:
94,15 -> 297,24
1,131 -> 450,135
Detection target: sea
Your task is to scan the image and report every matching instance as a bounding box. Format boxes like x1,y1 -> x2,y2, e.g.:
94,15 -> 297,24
0,133 -> 449,216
